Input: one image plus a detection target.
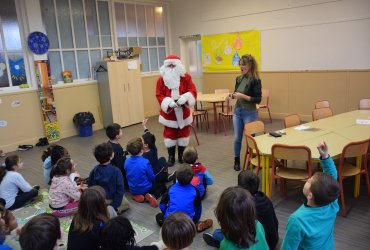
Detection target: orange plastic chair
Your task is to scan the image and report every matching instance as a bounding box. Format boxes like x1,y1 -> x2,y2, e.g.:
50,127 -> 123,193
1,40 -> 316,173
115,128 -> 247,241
243,134 -> 262,173
337,139 -> 370,217
284,114 -> 301,128
270,144 -> 312,197
218,98 -> 236,136
359,98 -> 370,110
242,121 -> 265,171
315,100 -> 330,109
312,107 -> 333,121
257,89 -> 272,123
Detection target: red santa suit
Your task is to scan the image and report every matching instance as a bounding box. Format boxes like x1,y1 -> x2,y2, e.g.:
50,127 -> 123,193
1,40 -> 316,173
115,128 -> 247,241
156,55 -> 197,148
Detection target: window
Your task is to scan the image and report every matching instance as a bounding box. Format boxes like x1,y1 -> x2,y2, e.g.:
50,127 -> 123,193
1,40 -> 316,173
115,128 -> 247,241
114,3 -> 166,73
187,39 -> 202,75
0,0 -> 28,88
40,0 -> 113,82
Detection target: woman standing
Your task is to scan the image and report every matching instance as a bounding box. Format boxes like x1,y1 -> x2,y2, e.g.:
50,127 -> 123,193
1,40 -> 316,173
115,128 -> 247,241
231,54 -> 262,171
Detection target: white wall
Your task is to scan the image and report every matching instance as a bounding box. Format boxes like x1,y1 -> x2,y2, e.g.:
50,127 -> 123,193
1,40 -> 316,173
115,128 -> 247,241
169,0 -> 370,70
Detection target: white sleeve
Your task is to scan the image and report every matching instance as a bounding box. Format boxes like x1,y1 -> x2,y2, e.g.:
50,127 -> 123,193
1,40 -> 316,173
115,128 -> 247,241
14,173 -> 32,192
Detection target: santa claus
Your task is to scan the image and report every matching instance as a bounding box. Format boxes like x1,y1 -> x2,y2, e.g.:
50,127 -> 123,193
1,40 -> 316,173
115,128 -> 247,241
156,55 -> 197,167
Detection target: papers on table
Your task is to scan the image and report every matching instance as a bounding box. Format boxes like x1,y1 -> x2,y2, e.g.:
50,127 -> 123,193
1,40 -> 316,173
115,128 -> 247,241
356,119 -> 370,125
294,125 -> 321,131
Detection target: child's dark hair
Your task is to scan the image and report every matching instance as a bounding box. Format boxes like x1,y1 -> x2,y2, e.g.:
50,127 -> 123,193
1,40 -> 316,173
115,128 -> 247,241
0,166 -> 7,184
0,204 -> 17,234
72,186 -> 109,234
215,186 -> 257,248
101,217 -> 136,250
310,172 -> 340,206
19,213 -> 61,250
51,157 -> 73,178
41,146 -> 53,162
106,123 -> 121,140
4,155 -> 19,171
142,131 -> 156,150
182,146 -> 198,164
94,143 -> 113,164
50,145 -> 68,166
162,212 -> 196,250
126,138 -> 143,156
238,171 -> 259,195
176,164 -> 193,185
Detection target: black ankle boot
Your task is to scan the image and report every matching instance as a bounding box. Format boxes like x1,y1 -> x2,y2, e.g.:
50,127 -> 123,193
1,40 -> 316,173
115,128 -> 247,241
167,146 -> 176,167
178,146 -> 185,164
234,156 -> 240,171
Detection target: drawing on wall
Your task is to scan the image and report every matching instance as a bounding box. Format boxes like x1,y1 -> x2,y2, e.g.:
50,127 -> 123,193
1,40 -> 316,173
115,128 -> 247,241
9,56 -> 27,86
35,60 -> 60,142
0,120 -> 8,127
201,30 -> 261,72
11,100 -> 21,108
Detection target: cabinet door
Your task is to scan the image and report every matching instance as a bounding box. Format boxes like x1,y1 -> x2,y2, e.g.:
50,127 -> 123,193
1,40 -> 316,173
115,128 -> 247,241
107,62 -> 131,127
126,60 -> 144,124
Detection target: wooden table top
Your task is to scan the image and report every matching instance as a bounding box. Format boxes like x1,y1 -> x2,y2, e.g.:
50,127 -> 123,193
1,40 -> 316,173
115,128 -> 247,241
197,93 -> 229,103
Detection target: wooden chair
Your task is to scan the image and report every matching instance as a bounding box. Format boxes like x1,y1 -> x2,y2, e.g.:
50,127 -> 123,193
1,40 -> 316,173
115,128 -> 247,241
315,100 -> 330,109
359,98 -> 370,110
192,105 -> 209,132
270,144 -> 312,197
284,114 -> 301,128
218,98 -> 236,136
214,89 -> 230,112
257,89 -> 272,123
190,124 -> 200,145
337,139 -> 370,217
312,107 -> 333,121
242,121 -> 265,171
243,134 -> 262,174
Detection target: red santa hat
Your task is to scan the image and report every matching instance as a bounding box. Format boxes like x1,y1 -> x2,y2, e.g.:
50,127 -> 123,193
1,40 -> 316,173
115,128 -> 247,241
161,54 -> 186,77
164,54 -> 181,64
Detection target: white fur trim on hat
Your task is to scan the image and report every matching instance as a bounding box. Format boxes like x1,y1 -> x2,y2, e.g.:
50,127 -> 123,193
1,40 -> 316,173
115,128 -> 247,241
164,138 -> 177,147
161,97 -> 173,113
182,92 -> 196,107
177,137 -> 190,146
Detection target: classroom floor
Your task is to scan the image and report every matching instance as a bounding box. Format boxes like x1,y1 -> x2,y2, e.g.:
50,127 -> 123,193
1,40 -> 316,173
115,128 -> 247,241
2,116 -> 370,249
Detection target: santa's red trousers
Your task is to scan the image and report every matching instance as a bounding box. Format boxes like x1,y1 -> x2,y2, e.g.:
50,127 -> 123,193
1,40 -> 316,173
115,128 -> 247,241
163,125 -> 190,147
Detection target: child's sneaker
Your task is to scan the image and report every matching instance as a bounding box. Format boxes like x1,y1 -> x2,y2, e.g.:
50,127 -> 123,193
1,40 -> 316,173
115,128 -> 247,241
203,232 -> 220,248
145,193 -> 158,208
131,194 -> 145,203
18,145 -> 33,151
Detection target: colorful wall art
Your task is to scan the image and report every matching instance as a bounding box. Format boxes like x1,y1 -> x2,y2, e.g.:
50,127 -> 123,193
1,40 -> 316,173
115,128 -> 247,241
201,30 -> 261,72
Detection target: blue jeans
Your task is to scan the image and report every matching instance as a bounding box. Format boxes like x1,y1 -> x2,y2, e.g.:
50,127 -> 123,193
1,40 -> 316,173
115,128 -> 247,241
233,108 -> 258,157
213,229 -> 224,242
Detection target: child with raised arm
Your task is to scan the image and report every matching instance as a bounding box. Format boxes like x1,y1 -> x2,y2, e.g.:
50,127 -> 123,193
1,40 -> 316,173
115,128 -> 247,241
281,142 -> 340,250
142,119 -> 175,183
183,146 -> 213,199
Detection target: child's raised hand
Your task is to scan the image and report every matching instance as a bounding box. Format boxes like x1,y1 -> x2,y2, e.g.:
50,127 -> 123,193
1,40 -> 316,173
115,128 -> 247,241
142,118 -> 148,129
317,141 -> 329,159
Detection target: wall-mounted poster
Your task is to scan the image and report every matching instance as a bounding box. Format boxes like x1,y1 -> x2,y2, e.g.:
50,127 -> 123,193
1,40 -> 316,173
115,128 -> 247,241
201,30 -> 261,72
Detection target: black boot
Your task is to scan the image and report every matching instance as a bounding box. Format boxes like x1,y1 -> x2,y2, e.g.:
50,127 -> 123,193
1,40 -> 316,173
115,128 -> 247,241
178,146 -> 186,164
233,156 -> 240,171
167,146 -> 176,167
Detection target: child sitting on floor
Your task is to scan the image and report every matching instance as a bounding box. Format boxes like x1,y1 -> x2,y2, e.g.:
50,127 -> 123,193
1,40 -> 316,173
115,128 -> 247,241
68,186 -> 110,250
161,212 -> 197,250
49,157 -> 87,217
0,155 -> 39,210
142,118 -> 175,183
19,213 -> 61,250
215,186 -> 269,250
182,146 -> 213,199
156,164 -> 213,232
106,123 -> 128,188
125,138 -> 167,208
101,216 -> 161,250
0,204 -> 20,249
281,142 -> 340,250
88,143 -> 129,214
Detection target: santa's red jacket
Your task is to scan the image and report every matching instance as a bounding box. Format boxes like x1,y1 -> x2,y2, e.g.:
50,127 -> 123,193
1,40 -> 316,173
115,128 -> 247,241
156,73 -> 197,129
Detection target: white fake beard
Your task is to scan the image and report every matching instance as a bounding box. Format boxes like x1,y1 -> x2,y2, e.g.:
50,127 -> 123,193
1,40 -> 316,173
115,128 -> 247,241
162,67 -> 180,90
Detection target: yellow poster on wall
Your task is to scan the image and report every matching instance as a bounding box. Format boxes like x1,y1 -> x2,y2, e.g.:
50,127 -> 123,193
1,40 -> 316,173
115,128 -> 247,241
201,30 -> 260,72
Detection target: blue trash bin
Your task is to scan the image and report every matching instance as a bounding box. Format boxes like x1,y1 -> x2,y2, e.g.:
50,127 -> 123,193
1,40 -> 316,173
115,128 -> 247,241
79,124 -> 93,137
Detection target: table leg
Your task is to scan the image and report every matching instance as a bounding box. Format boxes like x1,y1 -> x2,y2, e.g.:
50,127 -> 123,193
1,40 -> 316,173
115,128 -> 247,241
265,157 -> 270,197
354,156 -> 361,197
261,156 -> 266,194
213,103 -> 218,134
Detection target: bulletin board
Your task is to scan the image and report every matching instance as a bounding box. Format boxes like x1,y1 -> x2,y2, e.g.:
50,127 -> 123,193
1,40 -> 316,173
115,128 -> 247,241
201,30 -> 261,72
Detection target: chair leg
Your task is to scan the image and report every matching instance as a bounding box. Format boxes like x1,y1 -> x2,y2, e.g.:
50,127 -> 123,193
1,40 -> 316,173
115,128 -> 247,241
242,149 -> 248,171
191,125 -> 200,145
339,178 -> 347,217
269,175 -> 274,198
267,107 -> 272,123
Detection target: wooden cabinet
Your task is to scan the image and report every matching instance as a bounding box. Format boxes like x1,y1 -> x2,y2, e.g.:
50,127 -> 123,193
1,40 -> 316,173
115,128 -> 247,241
97,60 -> 144,127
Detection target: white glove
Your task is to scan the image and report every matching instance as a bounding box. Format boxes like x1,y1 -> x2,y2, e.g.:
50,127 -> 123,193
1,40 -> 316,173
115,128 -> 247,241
176,95 -> 187,106
169,101 -> 178,108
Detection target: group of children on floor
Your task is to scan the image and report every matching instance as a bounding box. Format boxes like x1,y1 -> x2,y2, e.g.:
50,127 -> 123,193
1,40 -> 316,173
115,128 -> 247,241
0,115 -> 341,250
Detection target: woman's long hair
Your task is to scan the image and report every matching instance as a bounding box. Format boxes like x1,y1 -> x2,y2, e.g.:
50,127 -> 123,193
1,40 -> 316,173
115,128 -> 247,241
72,186 -> 109,234
240,54 -> 260,80
215,186 -> 257,248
